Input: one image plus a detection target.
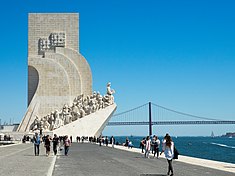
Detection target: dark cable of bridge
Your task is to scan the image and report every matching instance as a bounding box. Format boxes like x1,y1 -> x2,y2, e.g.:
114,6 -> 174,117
112,103 -> 149,117
151,102 -> 223,121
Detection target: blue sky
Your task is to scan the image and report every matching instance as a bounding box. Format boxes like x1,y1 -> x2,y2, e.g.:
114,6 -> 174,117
0,0 -> 234,136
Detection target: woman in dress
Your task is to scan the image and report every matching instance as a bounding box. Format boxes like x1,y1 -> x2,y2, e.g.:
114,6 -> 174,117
145,136 -> 151,158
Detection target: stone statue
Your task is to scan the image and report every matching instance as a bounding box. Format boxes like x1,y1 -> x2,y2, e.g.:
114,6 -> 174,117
79,107 -> 86,118
96,92 -> 104,109
31,115 -> 40,131
71,103 -> 80,121
107,82 -> 115,95
48,111 -> 55,130
43,119 -> 50,131
30,83 -> 115,131
103,82 -> 115,107
54,110 -> 61,129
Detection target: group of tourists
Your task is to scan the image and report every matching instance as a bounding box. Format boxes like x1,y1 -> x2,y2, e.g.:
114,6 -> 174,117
140,135 -> 161,158
140,134 -> 176,176
33,133 -> 71,157
32,133 -> 176,175
97,136 -> 115,147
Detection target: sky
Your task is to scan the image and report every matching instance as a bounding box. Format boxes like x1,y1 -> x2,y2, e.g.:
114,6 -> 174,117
0,0 -> 234,136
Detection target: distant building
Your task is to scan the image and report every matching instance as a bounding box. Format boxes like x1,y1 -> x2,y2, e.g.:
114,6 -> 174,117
221,132 -> 235,137
0,124 -> 19,132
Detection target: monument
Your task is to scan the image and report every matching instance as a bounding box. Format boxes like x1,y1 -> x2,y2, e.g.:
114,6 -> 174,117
17,13 -> 117,137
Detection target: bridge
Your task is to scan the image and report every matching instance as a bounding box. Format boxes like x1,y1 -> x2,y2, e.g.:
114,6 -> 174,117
107,102 -> 235,135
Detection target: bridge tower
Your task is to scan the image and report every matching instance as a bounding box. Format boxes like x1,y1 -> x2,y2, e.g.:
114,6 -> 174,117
149,102 -> 152,136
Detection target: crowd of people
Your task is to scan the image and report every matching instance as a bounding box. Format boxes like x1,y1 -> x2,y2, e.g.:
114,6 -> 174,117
31,134 -> 117,156
0,134 -> 12,141
30,133 -> 176,176
94,134 -> 176,176
138,134 -> 176,176
32,133 -> 71,157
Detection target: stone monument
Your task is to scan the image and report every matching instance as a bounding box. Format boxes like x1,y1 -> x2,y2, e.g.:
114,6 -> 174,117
17,13 -> 117,137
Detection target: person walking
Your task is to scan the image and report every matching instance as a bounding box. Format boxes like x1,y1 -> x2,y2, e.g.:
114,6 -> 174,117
33,132 -> 40,156
52,134 -> 59,155
140,137 -> 145,153
76,136 -> 79,143
151,135 -> 155,154
64,135 -> 71,156
160,133 -> 169,155
105,136 -> 109,146
125,137 -> 129,147
154,136 -> 160,158
98,136 -> 102,146
145,136 -> 151,158
110,136 -> 115,148
162,134 -> 174,176
44,135 -> 51,157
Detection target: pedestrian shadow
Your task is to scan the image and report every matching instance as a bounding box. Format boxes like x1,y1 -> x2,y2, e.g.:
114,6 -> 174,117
23,154 -> 38,156
224,166 -> 235,168
140,174 -> 167,176
23,154 -> 52,157
134,156 -> 145,159
134,156 -> 161,159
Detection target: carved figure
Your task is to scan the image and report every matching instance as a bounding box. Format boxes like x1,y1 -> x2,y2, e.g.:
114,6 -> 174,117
30,83 -> 115,131
31,116 -> 40,131
48,111 -> 55,130
43,120 -> 50,131
80,108 -> 86,118
71,103 -> 80,121
54,110 -> 61,129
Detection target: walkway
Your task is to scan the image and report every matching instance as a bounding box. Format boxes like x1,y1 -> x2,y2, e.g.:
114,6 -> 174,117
0,143 -> 55,176
0,143 -> 234,176
53,143 -> 234,176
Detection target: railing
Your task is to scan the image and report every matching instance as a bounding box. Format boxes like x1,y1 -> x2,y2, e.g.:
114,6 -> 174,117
108,120 -> 235,126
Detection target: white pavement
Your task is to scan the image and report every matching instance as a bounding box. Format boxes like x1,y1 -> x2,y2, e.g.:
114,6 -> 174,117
0,143 -> 56,176
112,144 -> 235,174
1,142 -> 234,175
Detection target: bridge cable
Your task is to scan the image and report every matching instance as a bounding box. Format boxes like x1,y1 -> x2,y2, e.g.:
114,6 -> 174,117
151,102 -> 223,121
112,103 -> 149,117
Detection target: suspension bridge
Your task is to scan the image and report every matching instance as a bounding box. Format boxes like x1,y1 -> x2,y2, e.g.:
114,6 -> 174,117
107,102 -> 235,135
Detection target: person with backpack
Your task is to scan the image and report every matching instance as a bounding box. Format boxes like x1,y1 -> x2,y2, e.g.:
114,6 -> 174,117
33,132 -> 41,156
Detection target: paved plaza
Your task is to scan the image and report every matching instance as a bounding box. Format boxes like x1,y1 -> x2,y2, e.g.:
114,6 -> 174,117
1,143 -> 234,176
0,143 -> 55,176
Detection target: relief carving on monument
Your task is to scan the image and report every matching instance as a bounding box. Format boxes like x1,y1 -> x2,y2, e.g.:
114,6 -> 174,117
49,33 -> 66,47
30,83 -> 115,132
38,32 -> 65,55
